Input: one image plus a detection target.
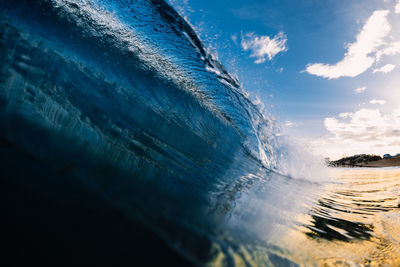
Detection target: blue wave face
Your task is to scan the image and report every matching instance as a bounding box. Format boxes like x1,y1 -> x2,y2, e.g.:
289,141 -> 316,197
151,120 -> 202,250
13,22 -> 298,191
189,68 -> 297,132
0,0 -> 300,265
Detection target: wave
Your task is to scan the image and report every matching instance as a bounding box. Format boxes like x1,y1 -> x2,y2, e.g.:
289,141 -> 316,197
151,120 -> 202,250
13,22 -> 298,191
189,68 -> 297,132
0,0 -> 288,265
3,1 -> 398,266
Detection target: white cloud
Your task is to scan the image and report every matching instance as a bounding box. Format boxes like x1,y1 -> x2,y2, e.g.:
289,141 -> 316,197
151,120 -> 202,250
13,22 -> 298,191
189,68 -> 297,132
354,86 -> 366,93
321,108 -> 400,158
370,99 -> 386,105
284,120 -> 293,127
339,112 -> 352,118
373,63 -> 396,73
375,42 -> 400,60
396,0 -> 400,13
241,31 -> 288,63
305,10 -> 391,79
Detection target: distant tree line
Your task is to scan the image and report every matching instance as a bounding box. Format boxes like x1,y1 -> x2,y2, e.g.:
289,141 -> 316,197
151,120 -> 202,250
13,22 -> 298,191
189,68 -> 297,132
329,154 -> 382,167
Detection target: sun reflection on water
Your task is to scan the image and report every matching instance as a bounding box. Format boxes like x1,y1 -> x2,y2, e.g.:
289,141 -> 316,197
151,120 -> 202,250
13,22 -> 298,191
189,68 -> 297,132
288,167 -> 400,266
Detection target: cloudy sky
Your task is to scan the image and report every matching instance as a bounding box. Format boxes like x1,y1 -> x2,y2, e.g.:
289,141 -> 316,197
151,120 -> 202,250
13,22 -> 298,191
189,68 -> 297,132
169,0 -> 400,159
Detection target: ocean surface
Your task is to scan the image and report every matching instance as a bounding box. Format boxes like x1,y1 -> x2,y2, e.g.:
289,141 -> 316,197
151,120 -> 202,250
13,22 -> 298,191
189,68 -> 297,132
289,167 -> 400,266
0,0 -> 399,266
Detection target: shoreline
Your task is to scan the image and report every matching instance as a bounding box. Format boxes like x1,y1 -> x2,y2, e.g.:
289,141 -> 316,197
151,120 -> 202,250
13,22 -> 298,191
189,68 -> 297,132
331,157 -> 400,168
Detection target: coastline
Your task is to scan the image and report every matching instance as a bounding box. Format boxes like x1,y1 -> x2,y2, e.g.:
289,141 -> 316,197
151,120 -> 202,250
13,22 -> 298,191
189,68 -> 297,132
331,157 -> 400,168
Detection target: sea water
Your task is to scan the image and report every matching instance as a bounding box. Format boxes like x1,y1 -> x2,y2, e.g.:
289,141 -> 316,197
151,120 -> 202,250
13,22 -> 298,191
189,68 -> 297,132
282,167 -> 400,266
1,1 -> 399,266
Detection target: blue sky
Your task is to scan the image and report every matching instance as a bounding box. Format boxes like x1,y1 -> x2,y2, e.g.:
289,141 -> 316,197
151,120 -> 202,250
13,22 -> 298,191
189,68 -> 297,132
169,0 -> 400,159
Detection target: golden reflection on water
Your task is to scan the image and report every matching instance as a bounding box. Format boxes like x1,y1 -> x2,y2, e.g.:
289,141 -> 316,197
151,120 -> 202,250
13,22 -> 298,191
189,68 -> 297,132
288,167 -> 400,266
